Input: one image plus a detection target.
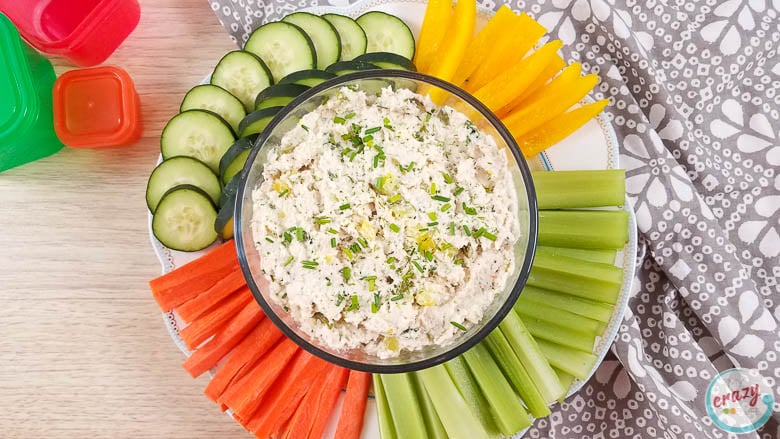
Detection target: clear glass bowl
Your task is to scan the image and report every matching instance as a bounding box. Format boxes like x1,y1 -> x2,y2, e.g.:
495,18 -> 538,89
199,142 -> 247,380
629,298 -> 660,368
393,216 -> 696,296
235,70 -> 538,373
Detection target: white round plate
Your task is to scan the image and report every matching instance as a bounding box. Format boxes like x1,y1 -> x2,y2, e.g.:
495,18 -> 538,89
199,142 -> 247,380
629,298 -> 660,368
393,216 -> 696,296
149,0 -> 638,437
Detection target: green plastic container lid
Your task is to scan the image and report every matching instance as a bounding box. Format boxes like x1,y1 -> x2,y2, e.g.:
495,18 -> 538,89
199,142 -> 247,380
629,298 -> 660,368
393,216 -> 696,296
0,13 -> 39,142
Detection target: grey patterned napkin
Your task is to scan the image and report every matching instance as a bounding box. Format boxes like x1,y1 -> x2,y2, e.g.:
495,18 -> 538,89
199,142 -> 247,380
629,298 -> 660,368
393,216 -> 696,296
208,1 -> 780,437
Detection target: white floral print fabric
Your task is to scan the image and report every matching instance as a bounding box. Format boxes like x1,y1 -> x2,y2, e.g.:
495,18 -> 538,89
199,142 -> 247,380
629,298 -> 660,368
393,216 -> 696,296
208,0 -> 780,437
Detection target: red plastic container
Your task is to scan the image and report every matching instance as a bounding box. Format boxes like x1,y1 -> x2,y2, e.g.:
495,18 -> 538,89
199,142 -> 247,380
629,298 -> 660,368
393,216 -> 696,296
53,66 -> 142,148
0,0 -> 140,66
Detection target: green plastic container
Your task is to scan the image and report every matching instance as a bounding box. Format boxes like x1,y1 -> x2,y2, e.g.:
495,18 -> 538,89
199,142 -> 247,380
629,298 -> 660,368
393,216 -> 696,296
0,13 -> 63,173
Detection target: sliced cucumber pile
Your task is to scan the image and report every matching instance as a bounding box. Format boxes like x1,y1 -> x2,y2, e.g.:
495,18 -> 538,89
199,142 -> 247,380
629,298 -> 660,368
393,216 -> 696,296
152,10 -> 417,251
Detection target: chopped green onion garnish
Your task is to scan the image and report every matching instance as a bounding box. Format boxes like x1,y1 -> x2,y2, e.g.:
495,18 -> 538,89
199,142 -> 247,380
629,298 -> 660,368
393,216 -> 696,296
450,321 -> 467,331
349,151 -> 358,162
301,124 -> 310,132
339,203 -> 351,210
336,293 -> 344,306
462,202 -> 477,215
429,182 -> 437,195
363,135 -> 374,143
350,243 -> 362,254
357,237 -> 369,249
345,112 -> 356,119
424,251 -> 433,261
376,176 -> 386,191
482,229 -> 497,241
449,222 -> 455,235
412,261 -> 424,273
441,203 -> 452,212
373,154 -> 380,168
278,189 -> 289,198
295,228 -> 305,241
371,293 -> 381,313
283,256 -> 294,267
302,260 -> 318,269
427,222 -> 439,227
388,194 -> 402,204
341,147 -> 353,156
454,259 -> 464,265
330,237 -> 337,248
314,216 -> 331,225
265,237 -> 274,243
346,295 -> 359,311
391,294 -> 404,301
463,225 -> 472,236
389,223 -> 400,233
428,212 -> 437,221
368,278 -> 377,292
342,267 -> 351,281
442,172 -> 454,184
473,227 -> 484,238
386,256 -> 397,264
343,248 -> 354,260
334,116 -> 346,124
432,195 -> 450,202
454,187 -> 465,196
327,228 -> 339,234
402,271 -> 415,280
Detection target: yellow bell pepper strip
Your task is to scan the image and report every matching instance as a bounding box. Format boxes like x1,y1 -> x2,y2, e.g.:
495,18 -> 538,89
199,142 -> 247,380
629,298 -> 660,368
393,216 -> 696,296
514,99 -> 608,158
502,62 -> 599,138
451,5 -> 517,86
497,54 -> 566,118
426,0 -> 476,104
471,40 -> 563,113
414,0 -> 453,74
462,12 -> 546,93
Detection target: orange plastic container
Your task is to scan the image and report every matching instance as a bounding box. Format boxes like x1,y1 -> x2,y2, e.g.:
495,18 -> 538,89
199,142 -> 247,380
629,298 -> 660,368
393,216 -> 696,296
0,0 -> 140,66
53,66 -> 142,148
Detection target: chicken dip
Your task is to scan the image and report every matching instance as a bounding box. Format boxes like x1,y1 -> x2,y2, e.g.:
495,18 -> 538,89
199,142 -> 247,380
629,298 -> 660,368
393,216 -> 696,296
251,86 -> 520,358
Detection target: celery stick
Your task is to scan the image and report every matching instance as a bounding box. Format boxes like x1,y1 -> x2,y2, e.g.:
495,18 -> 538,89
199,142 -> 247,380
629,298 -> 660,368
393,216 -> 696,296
518,285 -> 615,323
484,330 -> 550,418
553,368 -> 576,402
445,356 -> 501,438
538,338 -> 599,380
515,299 -> 605,335
417,365 -> 491,439
409,373 -> 448,439
538,210 -> 629,249
463,343 -> 531,436
380,373 -> 427,439
532,169 -> 625,209
528,252 -> 623,304
537,245 -> 617,265
522,315 -> 596,353
499,309 -> 566,403
373,374 -> 397,439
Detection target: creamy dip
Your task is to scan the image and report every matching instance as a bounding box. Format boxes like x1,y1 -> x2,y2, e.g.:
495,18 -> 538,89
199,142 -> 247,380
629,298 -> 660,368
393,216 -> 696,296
251,86 -> 520,358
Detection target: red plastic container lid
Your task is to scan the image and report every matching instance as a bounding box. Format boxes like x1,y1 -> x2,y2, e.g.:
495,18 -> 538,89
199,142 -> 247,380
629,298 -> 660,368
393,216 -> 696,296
0,13 -> 37,142
53,66 -> 142,148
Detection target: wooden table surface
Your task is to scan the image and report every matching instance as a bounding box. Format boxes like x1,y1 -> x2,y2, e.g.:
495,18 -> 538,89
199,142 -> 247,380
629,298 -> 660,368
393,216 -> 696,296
0,1 -> 251,437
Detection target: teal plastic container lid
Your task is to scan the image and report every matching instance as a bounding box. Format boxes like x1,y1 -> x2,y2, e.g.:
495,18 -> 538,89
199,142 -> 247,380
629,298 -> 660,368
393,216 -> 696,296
0,13 -> 38,142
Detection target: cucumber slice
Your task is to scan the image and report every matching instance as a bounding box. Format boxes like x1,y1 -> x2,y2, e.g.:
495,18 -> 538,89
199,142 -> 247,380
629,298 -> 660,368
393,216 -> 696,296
220,174 -> 240,208
282,12 -> 341,70
221,149 -> 250,185
278,69 -> 336,87
237,106 -> 283,137
152,185 -> 219,252
245,21 -> 316,82
146,156 -> 222,213
180,84 -> 246,133
322,14 -> 367,61
219,135 -> 258,177
215,191 -> 236,240
356,12 -> 415,59
254,84 -> 310,110
325,60 -> 379,76
161,110 -> 236,174
211,50 -> 273,112
354,52 -> 416,71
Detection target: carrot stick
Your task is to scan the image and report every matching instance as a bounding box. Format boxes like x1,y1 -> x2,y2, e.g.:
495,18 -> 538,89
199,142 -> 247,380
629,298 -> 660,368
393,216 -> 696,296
247,354 -> 334,437
426,0 -> 476,104
219,337 -> 300,419
176,269 -> 247,322
470,40 -> 563,113
182,299 -> 264,378
307,367 -> 350,439
334,370 -> 372,439
204,317 -> 285,404
282,370 -> 330,439
149,241 -> 238,310
179,289 -> 253,350
463,12 -> 546,92
414,0 -> 452,73
497,55 -> 566,118
451,5 -> 518,86
515,99 -> 609,157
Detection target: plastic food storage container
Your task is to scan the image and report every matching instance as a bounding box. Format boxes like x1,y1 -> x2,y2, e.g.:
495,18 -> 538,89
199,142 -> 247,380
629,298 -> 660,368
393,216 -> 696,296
53,66 -> 142,148
0,13 -> 63,173
0,0 -> 140,66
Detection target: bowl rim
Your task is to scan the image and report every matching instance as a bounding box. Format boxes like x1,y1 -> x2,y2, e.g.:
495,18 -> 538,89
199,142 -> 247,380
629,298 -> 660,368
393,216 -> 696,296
234,69 -> 538,373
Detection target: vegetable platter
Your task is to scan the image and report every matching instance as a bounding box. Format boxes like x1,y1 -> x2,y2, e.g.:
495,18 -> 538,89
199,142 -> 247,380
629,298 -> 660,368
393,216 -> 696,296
147,0 -> 638,438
